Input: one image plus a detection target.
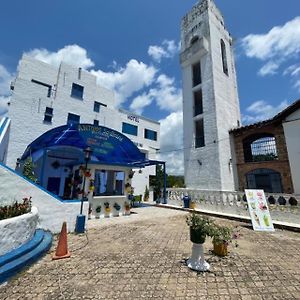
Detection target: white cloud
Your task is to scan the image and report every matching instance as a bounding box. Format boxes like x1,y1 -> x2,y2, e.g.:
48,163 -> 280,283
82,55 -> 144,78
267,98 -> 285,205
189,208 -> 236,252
241,17 -> 300,61
294,80 -> 300,92
158,111 -> 184,175
0,96 -> 10,116
91,59 -> 157,106
283,64 -> 300,77
130,93 -> 153,115
0,65 -> 13,96
148,40 -> 180,63
25,45 -> 95,69
258,61 -> 279,76
242,100 -> 289,124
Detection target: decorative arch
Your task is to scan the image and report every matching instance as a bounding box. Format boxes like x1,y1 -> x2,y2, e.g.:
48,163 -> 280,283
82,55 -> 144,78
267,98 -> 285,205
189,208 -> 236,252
246,168 -> 283,193
243,133 -> 278,163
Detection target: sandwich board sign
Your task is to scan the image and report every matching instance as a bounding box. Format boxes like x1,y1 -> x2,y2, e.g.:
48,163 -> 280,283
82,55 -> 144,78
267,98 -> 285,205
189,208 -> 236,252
245,189 -> 275,232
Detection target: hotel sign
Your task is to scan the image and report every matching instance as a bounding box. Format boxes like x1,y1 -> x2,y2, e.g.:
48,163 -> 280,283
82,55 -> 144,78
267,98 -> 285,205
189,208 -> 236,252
127,115 -> 139,123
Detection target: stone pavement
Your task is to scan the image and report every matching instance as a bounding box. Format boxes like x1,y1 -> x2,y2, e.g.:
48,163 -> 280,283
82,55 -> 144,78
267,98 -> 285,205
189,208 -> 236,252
1,206 -> 300,300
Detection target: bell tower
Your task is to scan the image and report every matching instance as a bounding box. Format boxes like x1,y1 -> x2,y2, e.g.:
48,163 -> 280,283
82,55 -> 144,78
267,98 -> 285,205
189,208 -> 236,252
181,0 -> 240,191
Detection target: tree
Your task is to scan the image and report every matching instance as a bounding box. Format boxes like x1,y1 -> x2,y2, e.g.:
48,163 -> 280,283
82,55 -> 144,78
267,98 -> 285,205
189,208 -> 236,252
23,157 -> 37,183
149,165 -> 164,201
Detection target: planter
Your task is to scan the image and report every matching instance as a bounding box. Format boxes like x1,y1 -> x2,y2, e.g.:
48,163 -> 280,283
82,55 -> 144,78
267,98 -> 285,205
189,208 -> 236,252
190,202 -> 196,209
190,228 -> 206,244
213,242 -> 228,256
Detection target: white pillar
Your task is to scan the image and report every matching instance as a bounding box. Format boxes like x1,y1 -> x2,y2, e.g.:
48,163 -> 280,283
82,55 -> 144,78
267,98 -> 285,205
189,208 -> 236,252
187,243 -> 210,272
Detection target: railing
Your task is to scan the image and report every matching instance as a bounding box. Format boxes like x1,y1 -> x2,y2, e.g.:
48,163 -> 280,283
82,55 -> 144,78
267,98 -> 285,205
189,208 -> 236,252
167,188 -> 300,225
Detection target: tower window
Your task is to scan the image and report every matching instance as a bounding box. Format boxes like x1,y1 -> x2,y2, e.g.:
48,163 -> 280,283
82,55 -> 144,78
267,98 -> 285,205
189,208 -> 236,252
94,101 -> 100,113
221,39 -> 228,76
194,90 -> 203,116
67,113 -> 80,125
71,83 -> 84,99
192,62 -> 201,87
93,119 -> 99,126
190,36 -> 199,45
195,119 -> 205,148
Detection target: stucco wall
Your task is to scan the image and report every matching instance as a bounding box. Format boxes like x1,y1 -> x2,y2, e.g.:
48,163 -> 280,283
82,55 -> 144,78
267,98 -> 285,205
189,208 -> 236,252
0,163 -> 88,233
283,109 -> 300,195
0,206 -> 38,256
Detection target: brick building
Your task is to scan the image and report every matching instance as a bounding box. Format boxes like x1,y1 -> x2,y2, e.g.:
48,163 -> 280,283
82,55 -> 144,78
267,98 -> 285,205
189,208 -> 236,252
230,100 -> 300,194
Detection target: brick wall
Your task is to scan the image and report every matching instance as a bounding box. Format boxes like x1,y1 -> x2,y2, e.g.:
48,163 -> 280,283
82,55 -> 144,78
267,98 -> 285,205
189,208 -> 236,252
232,122 -> 294,193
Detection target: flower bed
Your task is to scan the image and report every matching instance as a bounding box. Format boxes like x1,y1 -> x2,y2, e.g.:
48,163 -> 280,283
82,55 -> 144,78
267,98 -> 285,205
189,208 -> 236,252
0,197 -> 32,220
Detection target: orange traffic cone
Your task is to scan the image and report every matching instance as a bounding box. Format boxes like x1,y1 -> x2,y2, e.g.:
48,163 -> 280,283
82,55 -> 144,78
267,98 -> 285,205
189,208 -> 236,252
52,222 -> 71,260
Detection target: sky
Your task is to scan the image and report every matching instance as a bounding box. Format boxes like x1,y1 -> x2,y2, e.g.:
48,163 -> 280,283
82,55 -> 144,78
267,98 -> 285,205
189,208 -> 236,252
0,0 -> 299,175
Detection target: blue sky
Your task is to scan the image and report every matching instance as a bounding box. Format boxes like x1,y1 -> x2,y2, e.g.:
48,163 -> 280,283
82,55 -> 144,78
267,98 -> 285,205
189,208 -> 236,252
0,0 -> 299,174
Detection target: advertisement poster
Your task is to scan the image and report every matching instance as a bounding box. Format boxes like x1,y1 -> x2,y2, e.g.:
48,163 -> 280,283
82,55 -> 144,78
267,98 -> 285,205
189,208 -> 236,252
245,189 -> 275,232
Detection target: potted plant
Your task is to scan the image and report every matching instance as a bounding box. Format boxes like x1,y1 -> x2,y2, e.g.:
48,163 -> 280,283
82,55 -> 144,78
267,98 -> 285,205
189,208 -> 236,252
113,203 -> 121,217
124,201 -> 131,215
185,213 -> 215,272
89,179 -> 95,192
95,206 -> 101,219
125,182 -> 131,193
212,225 -> 240,256
104,202 -> 111,217
190,200 -> 196,209
186,213 -> 214,244
128,170 -> 135,179
144,185 -> 149,202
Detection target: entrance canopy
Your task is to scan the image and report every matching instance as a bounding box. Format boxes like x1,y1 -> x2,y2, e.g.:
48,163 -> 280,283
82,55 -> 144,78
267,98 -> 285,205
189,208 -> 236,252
21,124 -> 162,168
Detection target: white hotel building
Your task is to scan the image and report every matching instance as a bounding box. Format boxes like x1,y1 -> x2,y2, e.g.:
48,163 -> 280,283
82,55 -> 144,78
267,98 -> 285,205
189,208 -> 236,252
3,55 -> 160,198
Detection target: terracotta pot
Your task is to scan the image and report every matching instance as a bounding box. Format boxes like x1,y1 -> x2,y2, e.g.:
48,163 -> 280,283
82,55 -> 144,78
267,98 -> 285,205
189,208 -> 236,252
213,242 -> 228,256
190,202 -> 196,209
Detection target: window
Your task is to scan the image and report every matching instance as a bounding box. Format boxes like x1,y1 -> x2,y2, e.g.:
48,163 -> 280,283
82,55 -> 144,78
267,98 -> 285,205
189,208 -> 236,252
94,101 -> 100,113
122,122 -> 138,136
190,36 -> 199,45
243,134 -> 278,163
195,119 -> 205,148
221,39 -> 228,75
94,170 -> 125,196
32,79 -> 52,98
192,62 -> 201,87
67,113 -> 80,125
44,107 -> 53,123
71,83 -> 84,99
194,90 -> 203,116
144,129 -> 157,141
93,120 -> 99,126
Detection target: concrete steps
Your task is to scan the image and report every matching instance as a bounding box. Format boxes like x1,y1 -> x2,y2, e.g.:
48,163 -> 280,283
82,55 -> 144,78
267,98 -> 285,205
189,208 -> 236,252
0,229 -> 52,284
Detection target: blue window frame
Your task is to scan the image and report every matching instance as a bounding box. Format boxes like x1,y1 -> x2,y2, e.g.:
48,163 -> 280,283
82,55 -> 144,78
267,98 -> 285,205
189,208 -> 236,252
94,101 -> 100,113
93,119 -> 99,126
144,129 -> 157,141
67,113 -> 80,125
44,107 -> 53,123
122,122 -> 138,136
71,83 -> 84,99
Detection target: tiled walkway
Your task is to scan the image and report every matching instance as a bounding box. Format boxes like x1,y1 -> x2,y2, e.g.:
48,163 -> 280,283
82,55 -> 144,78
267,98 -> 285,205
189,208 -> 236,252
1,206 -> 300,299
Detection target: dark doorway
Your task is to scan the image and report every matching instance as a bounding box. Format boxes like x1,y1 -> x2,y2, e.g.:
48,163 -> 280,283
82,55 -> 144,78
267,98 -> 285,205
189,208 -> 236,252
47,177 -> 61,195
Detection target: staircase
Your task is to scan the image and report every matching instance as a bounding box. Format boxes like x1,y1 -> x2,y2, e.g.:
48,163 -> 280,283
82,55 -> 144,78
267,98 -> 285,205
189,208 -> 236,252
0,229 -> 52,284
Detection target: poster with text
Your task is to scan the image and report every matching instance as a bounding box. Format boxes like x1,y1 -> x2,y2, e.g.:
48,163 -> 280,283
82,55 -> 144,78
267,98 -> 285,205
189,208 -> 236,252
245,189 -> 275,232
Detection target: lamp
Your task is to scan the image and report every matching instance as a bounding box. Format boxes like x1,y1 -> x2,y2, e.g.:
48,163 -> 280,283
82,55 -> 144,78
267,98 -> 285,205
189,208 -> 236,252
75,146 -> 93,234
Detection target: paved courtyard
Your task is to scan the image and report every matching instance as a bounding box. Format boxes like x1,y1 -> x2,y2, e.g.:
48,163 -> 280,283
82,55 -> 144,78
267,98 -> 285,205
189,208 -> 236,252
1,206 -> 300,299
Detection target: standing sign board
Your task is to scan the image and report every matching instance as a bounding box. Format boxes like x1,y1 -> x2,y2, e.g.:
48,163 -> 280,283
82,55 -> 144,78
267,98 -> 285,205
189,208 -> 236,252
245,189 -> 275,232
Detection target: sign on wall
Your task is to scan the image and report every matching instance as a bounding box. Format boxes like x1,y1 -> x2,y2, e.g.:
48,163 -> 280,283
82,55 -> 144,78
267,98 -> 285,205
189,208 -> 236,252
245,189 -> 275,232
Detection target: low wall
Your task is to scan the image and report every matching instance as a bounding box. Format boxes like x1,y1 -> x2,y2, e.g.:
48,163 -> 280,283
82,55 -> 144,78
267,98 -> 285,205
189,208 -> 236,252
91,195 -> 127,218
0,206 -> 38,256
167,188 -> 300,225
0,163 -> 88,233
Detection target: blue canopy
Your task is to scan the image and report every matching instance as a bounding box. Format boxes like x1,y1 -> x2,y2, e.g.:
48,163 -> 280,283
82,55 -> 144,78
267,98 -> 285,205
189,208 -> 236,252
21,123 -> 161,167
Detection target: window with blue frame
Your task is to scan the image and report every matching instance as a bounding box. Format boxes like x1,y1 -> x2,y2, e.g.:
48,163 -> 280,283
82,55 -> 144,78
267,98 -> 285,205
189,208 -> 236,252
94,101 -> 100,112
44,107 -> 53,123
122,122 -> 138,136
144,129 -> 157,141
71,83 -> 84,99
93,119 -> 99,126
67,113 -> 80,125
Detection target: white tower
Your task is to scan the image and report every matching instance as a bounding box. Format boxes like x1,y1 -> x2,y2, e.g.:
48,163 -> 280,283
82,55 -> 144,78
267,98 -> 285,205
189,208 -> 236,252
181,0 -> 240,191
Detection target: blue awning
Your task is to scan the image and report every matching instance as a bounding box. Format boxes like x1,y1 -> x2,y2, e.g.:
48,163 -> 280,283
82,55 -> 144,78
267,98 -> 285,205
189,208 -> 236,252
21,124 -> 163,168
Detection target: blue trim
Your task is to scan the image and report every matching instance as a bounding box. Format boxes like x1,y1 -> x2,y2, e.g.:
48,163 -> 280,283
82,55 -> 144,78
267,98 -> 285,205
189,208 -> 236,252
0,230 -> 52,284
0,162 -> 81,203
0,117 -> 9,136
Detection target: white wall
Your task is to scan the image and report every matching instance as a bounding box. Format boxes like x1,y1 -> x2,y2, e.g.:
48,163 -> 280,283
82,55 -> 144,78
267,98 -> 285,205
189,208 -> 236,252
0,206 -> 38,256
0,163 -> 88,233
0,117 -> 10,164
283,108 -> 300,195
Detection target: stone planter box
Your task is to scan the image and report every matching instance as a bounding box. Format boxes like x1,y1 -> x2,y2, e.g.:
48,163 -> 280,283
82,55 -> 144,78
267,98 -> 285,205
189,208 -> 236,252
0,206 -> 39,256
